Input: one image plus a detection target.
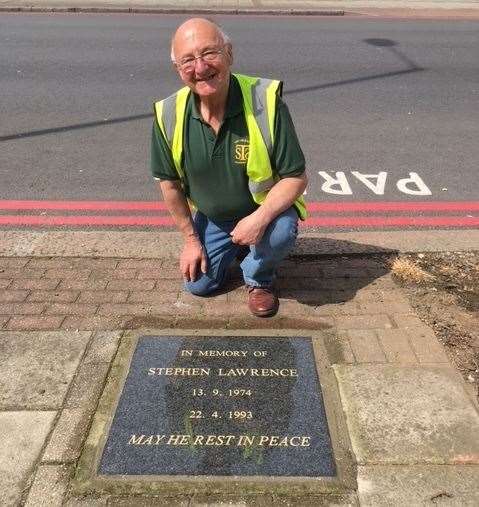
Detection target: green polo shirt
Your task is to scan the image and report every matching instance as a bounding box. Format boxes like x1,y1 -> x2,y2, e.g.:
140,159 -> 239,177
151,75 -> 305,222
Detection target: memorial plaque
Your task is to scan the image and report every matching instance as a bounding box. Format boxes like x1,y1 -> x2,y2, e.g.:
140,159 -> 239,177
99,336 -> 336,477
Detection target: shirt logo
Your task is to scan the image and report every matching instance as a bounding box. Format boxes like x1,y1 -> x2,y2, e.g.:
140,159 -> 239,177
234,139 -> 249,164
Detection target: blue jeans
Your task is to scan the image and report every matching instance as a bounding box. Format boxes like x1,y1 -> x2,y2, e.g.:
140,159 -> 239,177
185,207 -> 299,296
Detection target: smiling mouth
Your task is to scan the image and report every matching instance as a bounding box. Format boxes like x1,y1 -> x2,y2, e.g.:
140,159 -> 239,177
196,73 -> 217,82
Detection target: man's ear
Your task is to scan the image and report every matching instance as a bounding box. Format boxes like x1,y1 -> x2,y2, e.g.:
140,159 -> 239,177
225,43 -> 233,65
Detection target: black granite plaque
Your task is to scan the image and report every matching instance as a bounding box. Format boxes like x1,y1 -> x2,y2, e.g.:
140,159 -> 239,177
99,336 -> 336,477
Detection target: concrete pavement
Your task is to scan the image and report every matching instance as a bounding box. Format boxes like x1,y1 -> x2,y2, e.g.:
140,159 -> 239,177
1,247 -> 478,505
1,0 -> 479,16
2,229 -> 479,258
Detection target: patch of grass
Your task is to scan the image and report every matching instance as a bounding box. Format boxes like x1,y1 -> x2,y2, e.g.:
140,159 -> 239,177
390,257 -> 435,284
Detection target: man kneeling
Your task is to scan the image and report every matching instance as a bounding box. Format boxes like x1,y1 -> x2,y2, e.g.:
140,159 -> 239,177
151,18 -> 308,317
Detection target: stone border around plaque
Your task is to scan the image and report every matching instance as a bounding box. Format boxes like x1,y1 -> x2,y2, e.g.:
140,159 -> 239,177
73,329 -> 356,497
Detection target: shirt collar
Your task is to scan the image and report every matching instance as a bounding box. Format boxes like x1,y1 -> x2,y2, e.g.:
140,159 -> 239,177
190,74 -> 243,121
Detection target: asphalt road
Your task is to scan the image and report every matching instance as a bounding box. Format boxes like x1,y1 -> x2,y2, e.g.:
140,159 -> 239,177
1,13 -> 478,231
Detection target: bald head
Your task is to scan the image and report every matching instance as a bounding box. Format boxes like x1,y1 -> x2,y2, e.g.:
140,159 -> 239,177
171,18 -> 231,62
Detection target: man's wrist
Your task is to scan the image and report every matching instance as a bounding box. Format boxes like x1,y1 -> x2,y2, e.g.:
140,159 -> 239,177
254,206 -> 274,227
184,231 -> 201,243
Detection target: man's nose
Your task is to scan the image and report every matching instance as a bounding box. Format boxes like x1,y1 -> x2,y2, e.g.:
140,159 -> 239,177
194,57 -> 209,73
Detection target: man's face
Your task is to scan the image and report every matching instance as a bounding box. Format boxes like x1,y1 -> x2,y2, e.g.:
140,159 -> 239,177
173,22 -> 232,98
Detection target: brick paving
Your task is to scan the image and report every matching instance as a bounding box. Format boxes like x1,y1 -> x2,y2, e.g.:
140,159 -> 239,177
0,254 -> 448,368
0,255 -> 422,340
2,253 -> 478,506
0,253 -> 454,369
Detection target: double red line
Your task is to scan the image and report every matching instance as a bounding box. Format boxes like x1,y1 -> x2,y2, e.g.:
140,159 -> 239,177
0,200 -> 478,228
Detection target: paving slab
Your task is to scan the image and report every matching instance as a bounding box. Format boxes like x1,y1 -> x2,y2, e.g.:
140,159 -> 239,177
358,465 -> 479,506
0,331 -> 91,409
334,365 -> 479,464
0,411 -> 56,507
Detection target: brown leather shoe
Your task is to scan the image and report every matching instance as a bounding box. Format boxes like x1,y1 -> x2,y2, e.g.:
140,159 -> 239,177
247,286 -> 279,317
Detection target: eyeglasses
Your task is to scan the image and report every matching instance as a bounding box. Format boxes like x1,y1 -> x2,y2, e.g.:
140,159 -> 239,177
176,48 -> 225,72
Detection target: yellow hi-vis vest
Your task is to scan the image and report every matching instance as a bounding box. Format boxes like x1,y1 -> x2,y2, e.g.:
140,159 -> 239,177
153,73 -> 307,220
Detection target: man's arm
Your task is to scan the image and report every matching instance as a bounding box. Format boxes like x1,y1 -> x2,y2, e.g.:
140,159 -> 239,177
158,180 -> 207,281
230,172 -> 307,245
231,93 -> 308,246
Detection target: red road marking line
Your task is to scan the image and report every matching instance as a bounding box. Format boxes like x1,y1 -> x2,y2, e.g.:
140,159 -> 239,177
0,215 -> 477,227
304,216 -> 479,227
0,215 -> 174,226
1,200 -> 479,212
306,201 -> 479,212
0,200 -> 169,211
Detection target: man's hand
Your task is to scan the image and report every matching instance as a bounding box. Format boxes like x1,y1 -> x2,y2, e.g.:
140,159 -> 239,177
180,235 -> 207,282
230,211 -> 269,245
157,181 -> 207,282
230,175 -> 307,245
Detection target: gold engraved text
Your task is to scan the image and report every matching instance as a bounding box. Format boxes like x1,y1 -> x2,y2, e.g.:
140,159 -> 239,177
147,367 -> 211,376
198,350 -> 248,357
217,368 -> 297,377
128,434 -> 311,447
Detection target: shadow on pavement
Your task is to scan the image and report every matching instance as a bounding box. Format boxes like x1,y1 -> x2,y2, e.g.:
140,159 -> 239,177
278,238 -> 397,309
122,239 -> 398,329
221,237 -> 398,309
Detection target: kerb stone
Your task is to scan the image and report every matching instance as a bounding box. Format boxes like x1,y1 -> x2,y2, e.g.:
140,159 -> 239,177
25,464 -> 71,507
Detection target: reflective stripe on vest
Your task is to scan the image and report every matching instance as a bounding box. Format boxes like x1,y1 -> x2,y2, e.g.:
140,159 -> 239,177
153,73 -> 307,220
